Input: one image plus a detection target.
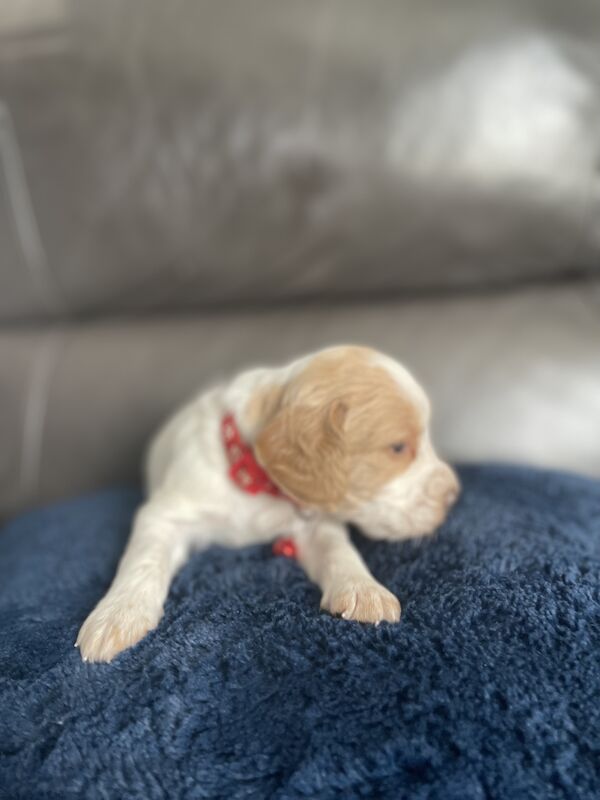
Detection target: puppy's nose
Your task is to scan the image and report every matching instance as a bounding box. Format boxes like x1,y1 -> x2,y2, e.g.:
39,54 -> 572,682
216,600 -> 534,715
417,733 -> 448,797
443,487 -> 459,509
430,465 -> 460,509
445,469 -> 461,506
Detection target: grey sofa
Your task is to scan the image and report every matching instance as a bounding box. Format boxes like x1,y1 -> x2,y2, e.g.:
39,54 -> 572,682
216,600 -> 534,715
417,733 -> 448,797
1,0 -> 600,519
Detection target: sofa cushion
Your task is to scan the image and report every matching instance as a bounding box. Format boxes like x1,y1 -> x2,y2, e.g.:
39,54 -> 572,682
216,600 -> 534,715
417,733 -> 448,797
1,465 -> 600,799
3,285 -> 600,519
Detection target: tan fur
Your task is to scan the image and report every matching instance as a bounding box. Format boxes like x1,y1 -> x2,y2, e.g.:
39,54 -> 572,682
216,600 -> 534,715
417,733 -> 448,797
244,383 -> 285,433
253,347 -> 421,512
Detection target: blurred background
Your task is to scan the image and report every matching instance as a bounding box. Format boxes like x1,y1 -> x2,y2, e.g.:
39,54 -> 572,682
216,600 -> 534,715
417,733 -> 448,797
1,0 -> 599,520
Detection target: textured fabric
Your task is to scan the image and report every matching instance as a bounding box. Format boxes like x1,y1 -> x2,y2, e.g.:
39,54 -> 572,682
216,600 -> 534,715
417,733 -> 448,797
1,465 -> 600,799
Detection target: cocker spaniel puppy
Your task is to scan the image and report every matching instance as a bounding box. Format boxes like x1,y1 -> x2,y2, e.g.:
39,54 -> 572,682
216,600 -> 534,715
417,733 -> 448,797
77,346 -> 459,662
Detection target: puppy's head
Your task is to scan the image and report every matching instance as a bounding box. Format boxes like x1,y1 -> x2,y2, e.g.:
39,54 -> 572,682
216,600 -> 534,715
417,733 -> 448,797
250,346 -> 459,540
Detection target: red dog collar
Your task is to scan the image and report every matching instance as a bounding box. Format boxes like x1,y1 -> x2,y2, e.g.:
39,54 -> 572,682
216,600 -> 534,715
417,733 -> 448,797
221,414 -> 297,558
221,413 -> 297,559
222,413 -> 285,498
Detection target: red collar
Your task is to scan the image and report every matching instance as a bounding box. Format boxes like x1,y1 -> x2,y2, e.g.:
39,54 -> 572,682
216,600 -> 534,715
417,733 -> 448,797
222,413 -> 286,499
222,413 -> 299,560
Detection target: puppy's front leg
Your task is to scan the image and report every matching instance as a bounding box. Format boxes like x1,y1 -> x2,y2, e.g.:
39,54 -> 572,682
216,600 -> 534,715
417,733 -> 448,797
297,521 -> 401,624
76,500 -> 190,662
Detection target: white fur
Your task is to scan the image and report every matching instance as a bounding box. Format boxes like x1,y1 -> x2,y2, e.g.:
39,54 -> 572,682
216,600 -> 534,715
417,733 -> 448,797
76,347 -> 456,662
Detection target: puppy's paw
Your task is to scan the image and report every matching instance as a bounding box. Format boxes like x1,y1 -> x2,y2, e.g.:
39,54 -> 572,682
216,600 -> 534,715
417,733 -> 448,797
322,578 -> 401,625
76,597 -> 162,663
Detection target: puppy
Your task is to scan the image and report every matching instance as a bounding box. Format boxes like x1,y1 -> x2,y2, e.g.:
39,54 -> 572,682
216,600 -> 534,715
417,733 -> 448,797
76,346 -> 459,662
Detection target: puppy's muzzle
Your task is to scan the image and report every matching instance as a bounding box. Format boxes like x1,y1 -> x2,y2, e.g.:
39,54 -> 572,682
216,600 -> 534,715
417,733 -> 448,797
426,464 -> 461,517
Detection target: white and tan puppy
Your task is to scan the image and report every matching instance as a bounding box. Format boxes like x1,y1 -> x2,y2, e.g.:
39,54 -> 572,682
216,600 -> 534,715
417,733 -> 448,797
76,346 -> 459,662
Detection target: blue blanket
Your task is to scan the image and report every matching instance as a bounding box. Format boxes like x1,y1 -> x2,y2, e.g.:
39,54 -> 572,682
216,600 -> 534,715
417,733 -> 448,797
1,465 -> 600,799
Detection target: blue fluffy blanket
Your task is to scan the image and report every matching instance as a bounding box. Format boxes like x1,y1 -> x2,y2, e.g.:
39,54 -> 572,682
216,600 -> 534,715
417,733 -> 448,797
1,465 -> 600,799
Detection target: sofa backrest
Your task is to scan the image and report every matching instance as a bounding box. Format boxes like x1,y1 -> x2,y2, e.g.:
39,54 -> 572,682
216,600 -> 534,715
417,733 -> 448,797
1,0 -> 599,321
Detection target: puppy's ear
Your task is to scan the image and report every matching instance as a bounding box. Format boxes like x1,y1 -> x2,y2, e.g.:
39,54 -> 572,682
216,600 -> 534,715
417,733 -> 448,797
254,400 -> 349,511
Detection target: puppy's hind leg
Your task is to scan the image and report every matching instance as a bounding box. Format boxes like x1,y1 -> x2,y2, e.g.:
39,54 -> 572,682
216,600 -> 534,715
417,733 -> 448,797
76,499 -> 192,663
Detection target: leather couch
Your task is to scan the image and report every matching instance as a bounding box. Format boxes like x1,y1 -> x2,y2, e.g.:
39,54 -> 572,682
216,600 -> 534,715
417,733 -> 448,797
1,0 -> 600,518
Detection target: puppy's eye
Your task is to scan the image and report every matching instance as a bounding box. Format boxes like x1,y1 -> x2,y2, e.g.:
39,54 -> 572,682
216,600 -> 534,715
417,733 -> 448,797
389,442 -> 406,454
